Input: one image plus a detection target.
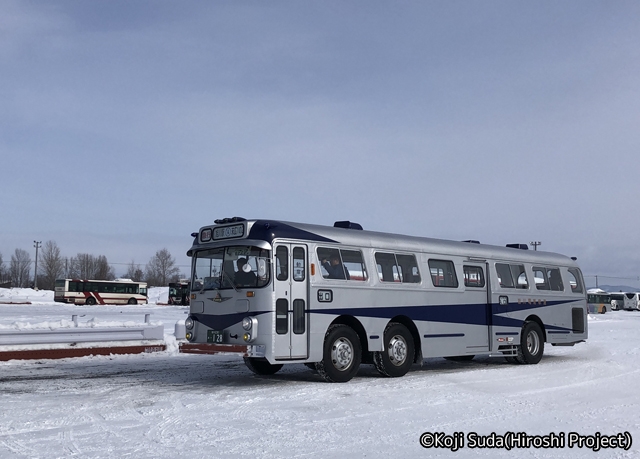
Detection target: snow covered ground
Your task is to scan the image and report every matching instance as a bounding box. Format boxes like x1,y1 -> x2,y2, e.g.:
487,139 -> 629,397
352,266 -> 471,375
0,289 -> 638,458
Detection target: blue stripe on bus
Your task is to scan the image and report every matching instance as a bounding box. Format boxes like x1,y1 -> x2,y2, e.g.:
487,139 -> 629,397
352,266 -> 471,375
192,299 -> 581,334
424,333 -> 464,338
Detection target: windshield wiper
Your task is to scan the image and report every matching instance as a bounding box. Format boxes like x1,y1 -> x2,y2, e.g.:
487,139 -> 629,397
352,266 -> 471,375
221,269 -> 240,292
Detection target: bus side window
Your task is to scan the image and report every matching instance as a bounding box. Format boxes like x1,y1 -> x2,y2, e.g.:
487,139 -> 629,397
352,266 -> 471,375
533,267 -> 550,290
511,265 -> 528,289
375,252 -> 399,282
547,268 -> 564,291
567,268 -> 584,294
340,249 -> 367,281
495,264 -> 514,288
428,259 -> 458,288
463,265 -> 485,288
276,246 -> 288,281
397,254 -> 420,283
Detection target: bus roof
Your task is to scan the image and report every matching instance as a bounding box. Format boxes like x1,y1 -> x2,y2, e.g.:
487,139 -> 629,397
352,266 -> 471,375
189,219 -> 579,267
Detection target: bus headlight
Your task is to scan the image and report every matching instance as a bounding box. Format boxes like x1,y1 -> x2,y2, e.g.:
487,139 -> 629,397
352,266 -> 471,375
185,317 -> 194,330
241,317 -> 258,342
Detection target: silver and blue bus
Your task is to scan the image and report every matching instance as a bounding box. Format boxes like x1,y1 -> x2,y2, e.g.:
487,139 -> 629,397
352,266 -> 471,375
180,218 -> 588,382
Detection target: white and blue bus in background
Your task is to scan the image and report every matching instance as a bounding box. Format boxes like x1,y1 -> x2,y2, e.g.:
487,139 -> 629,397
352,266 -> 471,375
180,218 -> 588,382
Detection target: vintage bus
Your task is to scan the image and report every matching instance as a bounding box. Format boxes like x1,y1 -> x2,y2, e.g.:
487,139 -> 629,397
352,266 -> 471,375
180,218 -> 588,382
587,289 -> 611,314
54,279 -> 148,305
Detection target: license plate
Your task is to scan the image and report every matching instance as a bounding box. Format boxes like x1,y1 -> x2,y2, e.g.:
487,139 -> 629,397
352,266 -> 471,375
207,330 -> 224,343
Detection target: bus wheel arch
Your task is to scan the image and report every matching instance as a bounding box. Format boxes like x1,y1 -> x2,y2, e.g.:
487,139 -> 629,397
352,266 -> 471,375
328,315 -> 369,361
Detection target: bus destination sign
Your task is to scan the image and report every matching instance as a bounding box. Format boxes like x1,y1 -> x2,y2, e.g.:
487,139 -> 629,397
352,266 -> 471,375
213,224 -> 245,240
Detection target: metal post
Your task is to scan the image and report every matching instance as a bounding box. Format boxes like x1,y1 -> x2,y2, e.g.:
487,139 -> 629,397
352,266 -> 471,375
33,241 -> 41,289
530,241 -> 541,251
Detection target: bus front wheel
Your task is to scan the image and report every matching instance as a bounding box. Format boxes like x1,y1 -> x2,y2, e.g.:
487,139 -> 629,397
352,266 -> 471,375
243,357 -> 283,375
515,321 -> 544,364
373,322 -> 415,377
85,297 -> 96,306
127,298 -> 137,305
316,324 -> 361,383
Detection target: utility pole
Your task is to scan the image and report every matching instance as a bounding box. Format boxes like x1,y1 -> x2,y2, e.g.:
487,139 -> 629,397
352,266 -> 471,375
33,241 -> 41,290
530,241 -> 541,251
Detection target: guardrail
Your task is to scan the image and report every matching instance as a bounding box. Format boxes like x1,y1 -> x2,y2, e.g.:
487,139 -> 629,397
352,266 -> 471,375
0,314 -> 166,361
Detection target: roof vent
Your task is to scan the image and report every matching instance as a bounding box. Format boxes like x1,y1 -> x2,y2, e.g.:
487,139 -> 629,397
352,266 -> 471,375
506,243 -> 529,250
334,221 -> 363,230
462,240 -> 480,244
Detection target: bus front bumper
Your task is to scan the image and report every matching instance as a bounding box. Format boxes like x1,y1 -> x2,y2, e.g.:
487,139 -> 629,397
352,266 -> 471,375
179,342 -> 266,357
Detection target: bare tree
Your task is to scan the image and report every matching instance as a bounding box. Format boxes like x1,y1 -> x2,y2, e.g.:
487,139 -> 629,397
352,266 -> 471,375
94,255 -> 114,280
10,248 -> 32,288
124,260 -> 144,282
68,253 -> 115,280
0,252 -> 8,286
145,248 -> 180,287
40,241 -> 65,290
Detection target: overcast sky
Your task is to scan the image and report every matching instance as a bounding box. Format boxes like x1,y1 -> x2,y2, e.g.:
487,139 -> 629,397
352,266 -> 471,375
2,1 -> 640,286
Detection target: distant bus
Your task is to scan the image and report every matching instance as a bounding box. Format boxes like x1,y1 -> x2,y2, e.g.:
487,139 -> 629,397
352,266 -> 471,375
610,293 -> 625,311
168,280 -> 190,305
54,279 -> 148,305
623,292 -> 640,311
587,290 -> 611,314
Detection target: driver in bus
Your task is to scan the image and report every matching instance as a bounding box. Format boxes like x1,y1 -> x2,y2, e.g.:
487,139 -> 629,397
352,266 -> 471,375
235,257 -> 257,287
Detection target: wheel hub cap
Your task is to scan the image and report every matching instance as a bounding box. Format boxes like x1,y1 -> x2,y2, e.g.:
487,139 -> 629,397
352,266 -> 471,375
331,337 -> 354,371
388,335 -> 407,366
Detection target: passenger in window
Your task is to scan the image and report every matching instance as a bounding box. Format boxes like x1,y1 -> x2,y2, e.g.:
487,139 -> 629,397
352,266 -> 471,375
321,255 -> 350,280
235,257 -> 257,287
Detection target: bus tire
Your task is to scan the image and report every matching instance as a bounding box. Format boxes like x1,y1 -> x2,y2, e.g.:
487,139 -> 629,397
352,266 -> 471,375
85,297 -> 96,306
515,321 -> 544,364
127,298 -> 137,305
243,357 -> 283,375
316,324 -> 361,383
373,322 -> 414,377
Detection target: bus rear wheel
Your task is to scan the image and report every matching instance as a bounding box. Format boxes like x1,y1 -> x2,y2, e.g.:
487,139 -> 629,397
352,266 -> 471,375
316,324 -> 361,383
515,321 -> 544,364
243,357 -> 283,375
373,322 -> 414,377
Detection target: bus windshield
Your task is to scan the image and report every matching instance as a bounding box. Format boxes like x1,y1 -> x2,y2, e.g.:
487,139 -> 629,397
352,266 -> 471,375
192,246 -> 270,291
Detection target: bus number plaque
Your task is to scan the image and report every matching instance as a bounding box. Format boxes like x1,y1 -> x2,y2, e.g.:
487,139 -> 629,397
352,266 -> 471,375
318,290 -> 333,303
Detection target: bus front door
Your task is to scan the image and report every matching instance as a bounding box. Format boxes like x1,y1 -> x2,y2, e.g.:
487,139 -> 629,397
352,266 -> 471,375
273,244 -> 309,360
